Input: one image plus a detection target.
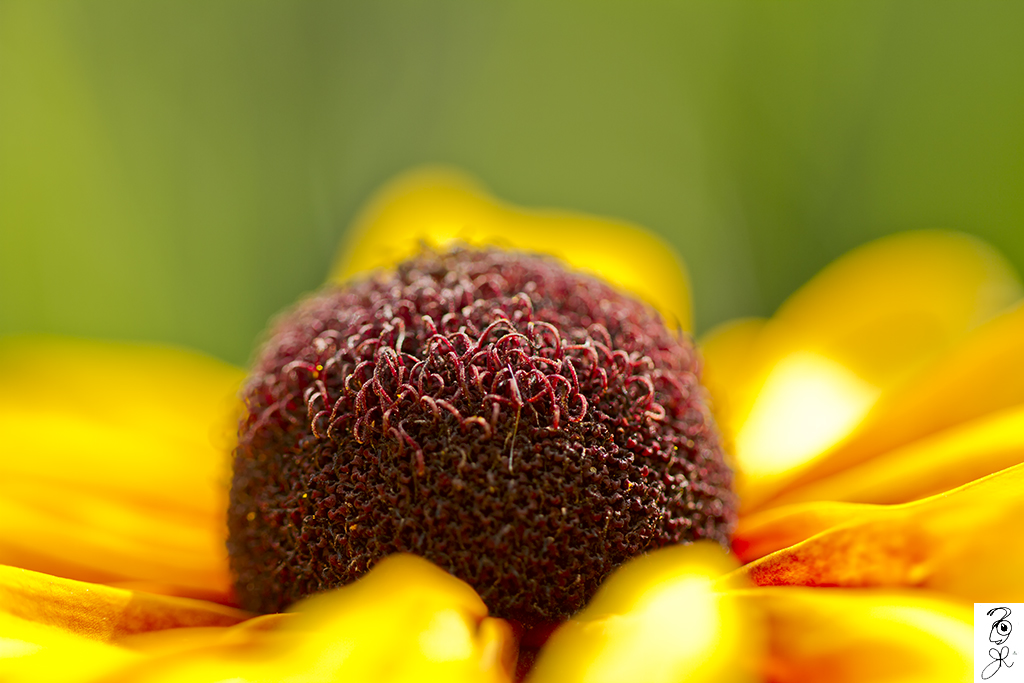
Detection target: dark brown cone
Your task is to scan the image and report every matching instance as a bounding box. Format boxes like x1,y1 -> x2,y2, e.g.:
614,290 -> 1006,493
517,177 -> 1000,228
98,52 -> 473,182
228,247 -> 735,623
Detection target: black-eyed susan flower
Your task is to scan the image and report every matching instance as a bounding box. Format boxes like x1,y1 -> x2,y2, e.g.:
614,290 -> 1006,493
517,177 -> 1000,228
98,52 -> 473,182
2,169 -> 1022,683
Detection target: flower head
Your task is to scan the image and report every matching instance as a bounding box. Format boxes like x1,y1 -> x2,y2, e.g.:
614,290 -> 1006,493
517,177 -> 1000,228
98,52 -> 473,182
2,168 -> 1024,682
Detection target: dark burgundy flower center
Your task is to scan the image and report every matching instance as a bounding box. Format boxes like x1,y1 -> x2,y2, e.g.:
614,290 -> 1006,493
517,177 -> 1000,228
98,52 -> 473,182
228,248 -> 735,623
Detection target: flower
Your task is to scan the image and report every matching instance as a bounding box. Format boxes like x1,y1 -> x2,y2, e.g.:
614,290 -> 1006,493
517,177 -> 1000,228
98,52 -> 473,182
2,168 -> 1023,682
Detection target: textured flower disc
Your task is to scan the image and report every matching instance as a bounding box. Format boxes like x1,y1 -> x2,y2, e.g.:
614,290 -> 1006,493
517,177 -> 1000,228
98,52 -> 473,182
228,248 -> 735,623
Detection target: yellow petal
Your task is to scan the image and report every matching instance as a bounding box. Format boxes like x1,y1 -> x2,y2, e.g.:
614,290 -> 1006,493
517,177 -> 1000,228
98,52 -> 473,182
528,543 -> 760,683
700,231 -> 1022,507
113,612 -> 289,658
331,167 -> 693,330
699,317 -> 766,456
0,336 -> 244,600
734,462 -> 1024,602
770,300 -> 1024,506
732,350 -> 881,491
0,612 -> 140,683
732,501 -> 881,564
109,554 -> 516,683
0,565 -> 247,641
737,587 -> 971,683
767,402 -> 1024,508
0,566 -> 247,683
766,230 -> 1020,385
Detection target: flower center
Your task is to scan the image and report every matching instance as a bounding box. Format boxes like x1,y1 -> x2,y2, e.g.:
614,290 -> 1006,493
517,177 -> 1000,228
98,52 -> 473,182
227,248 -> 735,624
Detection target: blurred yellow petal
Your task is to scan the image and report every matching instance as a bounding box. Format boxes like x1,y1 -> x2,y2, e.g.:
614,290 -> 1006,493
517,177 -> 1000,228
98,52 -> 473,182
110,554 -> 515,683
0,336 -> 244,601
114,613 -> 290,662
764,230 -> 1020,385
0,566 -> 248,683
770,300 -> 1024,506
732,501 -> 880,564
735,463 -> 1024,602
0,565 -> 247,641
700,231 -> 1022,508
0,612 -> 140,683
528,543 -> 760,683
739,587 -> 971,683
733,350 -> 881,484
331,167 -> 693,330
699,317 -> 766,456
768,402 -> 1024,508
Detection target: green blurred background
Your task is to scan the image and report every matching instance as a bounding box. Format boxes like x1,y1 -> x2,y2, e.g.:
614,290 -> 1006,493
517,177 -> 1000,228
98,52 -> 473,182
2,1 -> 1022,366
